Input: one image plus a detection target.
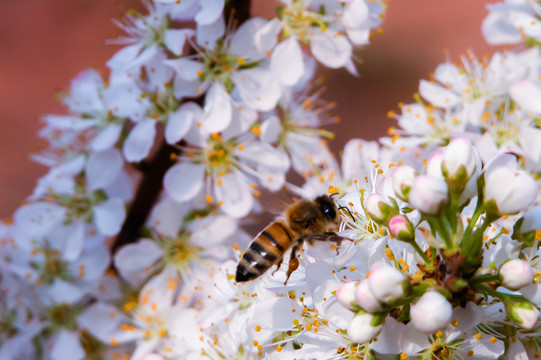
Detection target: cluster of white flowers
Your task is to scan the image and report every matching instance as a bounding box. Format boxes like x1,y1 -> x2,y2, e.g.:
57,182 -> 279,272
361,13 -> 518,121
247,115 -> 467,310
1,0 -> 541,359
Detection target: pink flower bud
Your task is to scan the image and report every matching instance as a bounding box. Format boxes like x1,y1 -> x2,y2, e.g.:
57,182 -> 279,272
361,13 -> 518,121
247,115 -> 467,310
505,299 -> 540,330
347,313 -> 384,344
368,265 -> 409,304
426,151 -> 444,178
392,165 -> 415,202
410,291 -> 452,333
409,175 -> 448,215
365,193 -> 399,225
337,281 -> 358,310
354,279 -> 384,313
388,215 -> 415,242
484,154 -> 537,216
442,137 -> 479,183
499,259 -> 533,291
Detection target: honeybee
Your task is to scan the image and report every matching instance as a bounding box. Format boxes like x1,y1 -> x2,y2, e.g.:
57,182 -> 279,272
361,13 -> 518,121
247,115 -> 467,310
235,194 -> 348,284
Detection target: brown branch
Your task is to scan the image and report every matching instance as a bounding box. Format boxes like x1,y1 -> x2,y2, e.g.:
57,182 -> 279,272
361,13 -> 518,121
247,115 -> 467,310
111,0 -> 252,253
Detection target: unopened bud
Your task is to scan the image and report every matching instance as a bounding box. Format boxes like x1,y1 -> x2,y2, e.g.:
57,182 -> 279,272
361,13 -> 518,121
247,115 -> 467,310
347,312 -> 384,344
484,154 -> 537,216
410,291 -> 452,333
442,137 -> 480,190
392,165 -> 415,202
388,215 -> 415,242
409,175 -> 448,215
426,151 -> 444,179
499,259 -> 533,291
504,298 -> 540,330
368,265 -> 410,304
336,281 -> 358,310
354,279 -> 384,313
365,193 -> 399,226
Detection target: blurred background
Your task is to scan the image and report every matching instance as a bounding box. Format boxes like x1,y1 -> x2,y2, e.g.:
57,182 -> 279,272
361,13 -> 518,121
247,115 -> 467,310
0,0 -> 504,219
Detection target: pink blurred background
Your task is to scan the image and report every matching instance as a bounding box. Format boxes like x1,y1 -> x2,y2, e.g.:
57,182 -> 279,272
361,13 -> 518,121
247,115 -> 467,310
0,0 -> 503,219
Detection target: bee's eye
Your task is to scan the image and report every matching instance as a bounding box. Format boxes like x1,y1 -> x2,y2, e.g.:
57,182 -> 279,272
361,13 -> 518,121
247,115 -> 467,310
321,203 -> 336,220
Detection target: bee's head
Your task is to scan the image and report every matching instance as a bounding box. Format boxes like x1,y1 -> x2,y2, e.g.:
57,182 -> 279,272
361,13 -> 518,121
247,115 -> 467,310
315,194 -> 339,226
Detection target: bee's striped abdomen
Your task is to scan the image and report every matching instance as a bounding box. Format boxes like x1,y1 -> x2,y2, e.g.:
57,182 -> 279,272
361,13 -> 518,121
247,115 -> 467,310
235,221 -> 295,282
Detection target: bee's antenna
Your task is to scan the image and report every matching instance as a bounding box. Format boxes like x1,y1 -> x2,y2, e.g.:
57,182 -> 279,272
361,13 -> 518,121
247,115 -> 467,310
338,205 -> 355,221
329,192 -> 339,198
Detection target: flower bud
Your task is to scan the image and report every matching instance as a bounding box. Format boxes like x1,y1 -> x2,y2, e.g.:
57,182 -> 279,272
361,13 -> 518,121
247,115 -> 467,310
368,265 -> 410,304
484,154 -> 537,216
354,279 -> 384,313
336,281 -> 358,310
426,151 -> 444,179
442,137 -> 479,187
410,291 -> 452,333
392,165 -> 415,202
388,215 -> 415,242
347,312 -> 384,344
409,175 -> 448,215
504,299 -> 540,330
499,259 -> 534,291
365,193 -> 399,226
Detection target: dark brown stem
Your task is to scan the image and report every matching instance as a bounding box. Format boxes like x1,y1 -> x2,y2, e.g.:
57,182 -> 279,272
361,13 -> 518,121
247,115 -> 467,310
111,0 -> 252,253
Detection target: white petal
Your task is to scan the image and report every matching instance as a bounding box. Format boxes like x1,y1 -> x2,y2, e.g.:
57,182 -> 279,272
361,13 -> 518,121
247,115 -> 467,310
260,115 -> 282,144
310,31 -> 352,68
509,10 -> 541,38
123,119 -> 156,162
202,82 -> 232,132
165,105 -> 194,144
148,196 -> 188,236
86,148 -> 123,191
232,68 -> 281,111
78,302 -> 134,343
114,239 -> 164,286
14,202 -> 66,237
482,9 -> 523,45
271,38 -> 304,86
189,215 -> 237,245
165,58 -> 204,82
195,0 -> 224,25
510,79 -> 541,113
90,124 -> 122,151
56,221 -> 85,262
49,279 -> 86,305
64,69 -> 103,114
163,162 -> 205,202
73,242 -> 110,281
50,330 -> 85,360
343,0 -> 369,29
229,17 -> 268,59
93,198 -> 126,236
196,15 -> 225,50
164,29 -> 195,56
236,142 -> 290,172
214,171 -> 253,218
254,18 -> 281,54
419,80 -> 460,109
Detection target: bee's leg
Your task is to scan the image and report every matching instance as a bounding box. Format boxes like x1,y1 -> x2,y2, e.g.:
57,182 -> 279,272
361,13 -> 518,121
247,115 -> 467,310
308,233 -> 353,255
284,241 -> 303,285
272,257 -> 283,276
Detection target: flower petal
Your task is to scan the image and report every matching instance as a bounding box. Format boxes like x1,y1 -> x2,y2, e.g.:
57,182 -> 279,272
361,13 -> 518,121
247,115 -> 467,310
271,37 -> 304,86
214,171 -> 253,217
86,148 -> 123,191
165,105 -> 195,144
123,119 -> 156,162
93,198 -> 126,236
50,330 -> 85,360
114,239 -> 164,286
163,162 -> 205,202
310,30 -> 352,68
90,124 -> 122,151
194,0 -> 224,25
202,82 -> 232,132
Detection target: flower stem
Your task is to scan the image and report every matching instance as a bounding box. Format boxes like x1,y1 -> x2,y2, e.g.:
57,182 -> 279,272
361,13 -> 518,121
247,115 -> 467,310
469,273 -> 500,286
409,240 -> 430,264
